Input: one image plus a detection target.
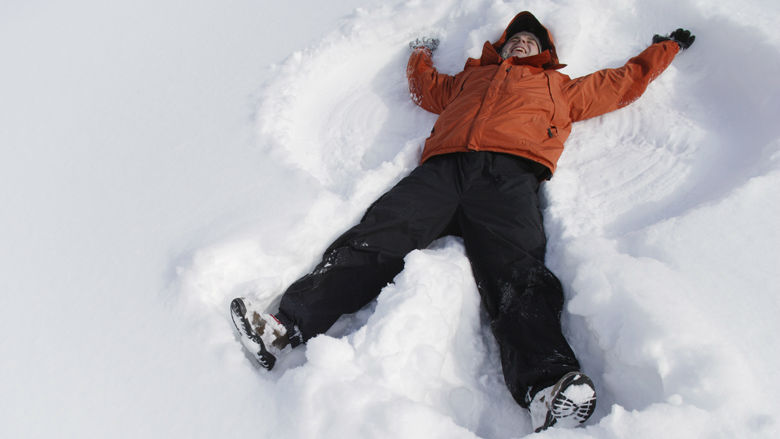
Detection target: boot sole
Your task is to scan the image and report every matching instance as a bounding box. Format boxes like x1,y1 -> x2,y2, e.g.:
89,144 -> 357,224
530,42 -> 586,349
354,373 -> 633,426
535,372 -> 597,432
230,298 -> 277,370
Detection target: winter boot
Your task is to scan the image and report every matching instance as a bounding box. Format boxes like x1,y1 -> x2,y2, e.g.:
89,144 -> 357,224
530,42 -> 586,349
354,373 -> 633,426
529,371 -> 597,432
229,297 -> 291,370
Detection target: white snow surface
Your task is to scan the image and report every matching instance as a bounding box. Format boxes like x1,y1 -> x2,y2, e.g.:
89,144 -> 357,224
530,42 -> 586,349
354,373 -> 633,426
2,0 -> 779,438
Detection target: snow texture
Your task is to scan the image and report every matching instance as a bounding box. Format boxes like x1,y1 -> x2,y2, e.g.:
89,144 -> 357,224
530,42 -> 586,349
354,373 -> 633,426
1,0 -> 779,438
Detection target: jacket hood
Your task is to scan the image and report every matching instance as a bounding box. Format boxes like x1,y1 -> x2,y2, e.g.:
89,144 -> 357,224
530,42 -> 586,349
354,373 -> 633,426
467,11 -> 565,70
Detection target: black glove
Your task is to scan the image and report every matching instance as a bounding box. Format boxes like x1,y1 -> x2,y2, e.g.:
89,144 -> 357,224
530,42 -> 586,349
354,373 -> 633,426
653,28 -> 695,50
409,37 -> 440,52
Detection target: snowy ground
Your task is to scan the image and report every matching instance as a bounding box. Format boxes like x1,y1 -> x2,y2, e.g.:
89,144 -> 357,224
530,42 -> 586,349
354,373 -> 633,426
2,0 -> 779,438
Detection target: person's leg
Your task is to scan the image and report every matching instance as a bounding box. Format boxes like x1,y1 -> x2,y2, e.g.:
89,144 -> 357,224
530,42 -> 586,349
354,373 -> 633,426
278,156 -> 461,342
458,153 -> 580,408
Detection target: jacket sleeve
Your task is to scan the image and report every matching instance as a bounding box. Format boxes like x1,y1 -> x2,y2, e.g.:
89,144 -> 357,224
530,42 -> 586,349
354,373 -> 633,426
563,40 -> 679,122
406,48 -> 464,114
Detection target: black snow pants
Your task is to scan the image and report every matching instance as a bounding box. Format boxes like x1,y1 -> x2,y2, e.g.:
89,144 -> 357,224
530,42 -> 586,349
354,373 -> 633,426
277,151 -> 580,407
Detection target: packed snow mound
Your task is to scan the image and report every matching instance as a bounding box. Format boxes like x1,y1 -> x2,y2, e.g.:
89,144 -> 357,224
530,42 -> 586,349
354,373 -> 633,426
179,0 -> 780,438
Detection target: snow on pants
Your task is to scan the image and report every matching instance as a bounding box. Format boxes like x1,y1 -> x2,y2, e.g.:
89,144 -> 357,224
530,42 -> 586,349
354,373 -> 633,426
278,151 -> 580,407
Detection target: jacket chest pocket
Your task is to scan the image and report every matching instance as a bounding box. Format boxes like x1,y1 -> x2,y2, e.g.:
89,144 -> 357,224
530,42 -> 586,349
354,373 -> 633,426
543,73 -> 569,127
501,75 -> 557,121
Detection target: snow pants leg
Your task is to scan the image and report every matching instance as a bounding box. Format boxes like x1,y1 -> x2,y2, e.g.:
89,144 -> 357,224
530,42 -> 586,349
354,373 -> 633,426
454,153 -> 580,407
278,156 -> 461,340
277,152 -> 579,406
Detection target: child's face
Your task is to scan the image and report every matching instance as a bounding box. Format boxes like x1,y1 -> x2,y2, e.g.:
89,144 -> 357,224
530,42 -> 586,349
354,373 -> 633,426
501,32 -> 541,59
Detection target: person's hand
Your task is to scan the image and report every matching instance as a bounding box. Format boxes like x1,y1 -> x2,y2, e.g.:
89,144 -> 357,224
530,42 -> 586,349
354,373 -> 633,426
409,37 -> 440,52
653,28 -> 695,50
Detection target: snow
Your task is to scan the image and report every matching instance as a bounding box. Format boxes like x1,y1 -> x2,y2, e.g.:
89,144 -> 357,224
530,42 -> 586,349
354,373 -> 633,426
562,382 -> 595,404
1,0 -> 779,438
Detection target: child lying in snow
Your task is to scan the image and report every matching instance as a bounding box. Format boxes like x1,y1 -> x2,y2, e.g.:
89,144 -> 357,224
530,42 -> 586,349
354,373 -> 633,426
230,11 -> 694,433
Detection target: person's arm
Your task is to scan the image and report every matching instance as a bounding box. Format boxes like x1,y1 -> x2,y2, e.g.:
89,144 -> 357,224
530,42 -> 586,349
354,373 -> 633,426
406,38 -> 463,114
563,29 -> 694,122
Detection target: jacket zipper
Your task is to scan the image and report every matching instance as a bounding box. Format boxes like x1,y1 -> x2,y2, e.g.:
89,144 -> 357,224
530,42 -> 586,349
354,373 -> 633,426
466,64 -> 511,151
544,73 -> 557,137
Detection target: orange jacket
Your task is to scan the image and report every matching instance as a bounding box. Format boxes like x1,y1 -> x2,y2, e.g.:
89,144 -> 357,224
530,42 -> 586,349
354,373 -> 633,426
407,11 -> 679,175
